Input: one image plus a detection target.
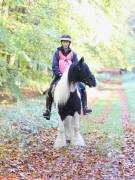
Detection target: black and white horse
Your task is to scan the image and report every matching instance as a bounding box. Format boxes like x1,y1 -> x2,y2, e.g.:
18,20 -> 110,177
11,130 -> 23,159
54,57 -> 96,148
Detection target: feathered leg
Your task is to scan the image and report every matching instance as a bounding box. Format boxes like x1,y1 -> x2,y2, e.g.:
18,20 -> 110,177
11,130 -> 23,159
54,119 -> 67,148
71,112 -> 85,146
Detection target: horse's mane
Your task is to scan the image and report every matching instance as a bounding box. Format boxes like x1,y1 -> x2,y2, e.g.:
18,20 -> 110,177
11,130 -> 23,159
54,66 -> 71,106
54,59 -> 96,106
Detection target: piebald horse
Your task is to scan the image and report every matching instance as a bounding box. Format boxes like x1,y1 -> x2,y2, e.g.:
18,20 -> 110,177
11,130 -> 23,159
54,57 -> 96,148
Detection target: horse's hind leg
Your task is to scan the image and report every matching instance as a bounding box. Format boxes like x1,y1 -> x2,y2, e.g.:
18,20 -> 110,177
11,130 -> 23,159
71,112 -> 85,146
54,119 -> 67,149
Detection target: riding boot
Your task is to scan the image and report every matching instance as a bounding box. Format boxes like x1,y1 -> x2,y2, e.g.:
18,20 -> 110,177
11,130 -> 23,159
81,90 -> 92,115
43,94 -> 53,120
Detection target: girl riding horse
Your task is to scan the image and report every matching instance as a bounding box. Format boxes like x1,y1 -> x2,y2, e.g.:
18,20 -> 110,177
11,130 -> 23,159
43,34 -> 92,120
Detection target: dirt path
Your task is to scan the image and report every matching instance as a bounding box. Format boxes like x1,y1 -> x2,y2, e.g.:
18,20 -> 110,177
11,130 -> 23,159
87,77 -> 134,129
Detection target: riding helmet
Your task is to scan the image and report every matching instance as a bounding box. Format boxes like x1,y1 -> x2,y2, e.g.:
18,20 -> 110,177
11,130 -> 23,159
60,34 -> 71,43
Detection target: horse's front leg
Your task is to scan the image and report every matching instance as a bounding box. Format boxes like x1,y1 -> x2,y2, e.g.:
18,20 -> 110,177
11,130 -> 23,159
54,119 -> 67,149
71,112 -> 85,146
64,115 -> 75,144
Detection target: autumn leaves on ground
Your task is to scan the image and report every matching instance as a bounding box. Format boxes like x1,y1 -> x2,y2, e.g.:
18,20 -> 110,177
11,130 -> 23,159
0,71 -> 135,180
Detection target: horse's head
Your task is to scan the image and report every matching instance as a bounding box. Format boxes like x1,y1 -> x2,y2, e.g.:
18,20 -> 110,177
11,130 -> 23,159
69,57 -> 96,87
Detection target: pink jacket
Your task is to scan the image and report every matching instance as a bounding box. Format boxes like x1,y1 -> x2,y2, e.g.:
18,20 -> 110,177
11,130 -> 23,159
58,51 -> 73,74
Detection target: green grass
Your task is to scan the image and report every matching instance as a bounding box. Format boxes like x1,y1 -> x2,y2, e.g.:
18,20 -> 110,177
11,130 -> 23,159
0,96 -> 59,139
81,100 -> 107,132
102,100 -> 122,132
122,73 -> 135,123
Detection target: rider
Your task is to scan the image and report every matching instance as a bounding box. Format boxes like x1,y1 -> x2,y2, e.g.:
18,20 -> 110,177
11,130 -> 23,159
43,34 -> 92,120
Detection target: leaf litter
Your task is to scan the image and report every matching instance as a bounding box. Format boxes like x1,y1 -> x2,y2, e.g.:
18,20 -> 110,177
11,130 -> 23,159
0,127 -> 134,179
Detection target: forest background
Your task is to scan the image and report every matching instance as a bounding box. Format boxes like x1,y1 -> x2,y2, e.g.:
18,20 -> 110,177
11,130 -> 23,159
0,0 -> 135,98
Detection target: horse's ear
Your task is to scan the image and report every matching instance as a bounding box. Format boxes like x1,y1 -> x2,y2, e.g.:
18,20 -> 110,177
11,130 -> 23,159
79,57 -> 84,65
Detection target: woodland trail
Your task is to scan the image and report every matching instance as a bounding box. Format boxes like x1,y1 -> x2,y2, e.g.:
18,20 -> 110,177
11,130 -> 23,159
0,73 -> 135,179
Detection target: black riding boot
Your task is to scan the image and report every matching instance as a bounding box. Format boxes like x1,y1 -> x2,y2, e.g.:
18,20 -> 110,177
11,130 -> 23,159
43,94 -> 53,120
81,90 -> 92,115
